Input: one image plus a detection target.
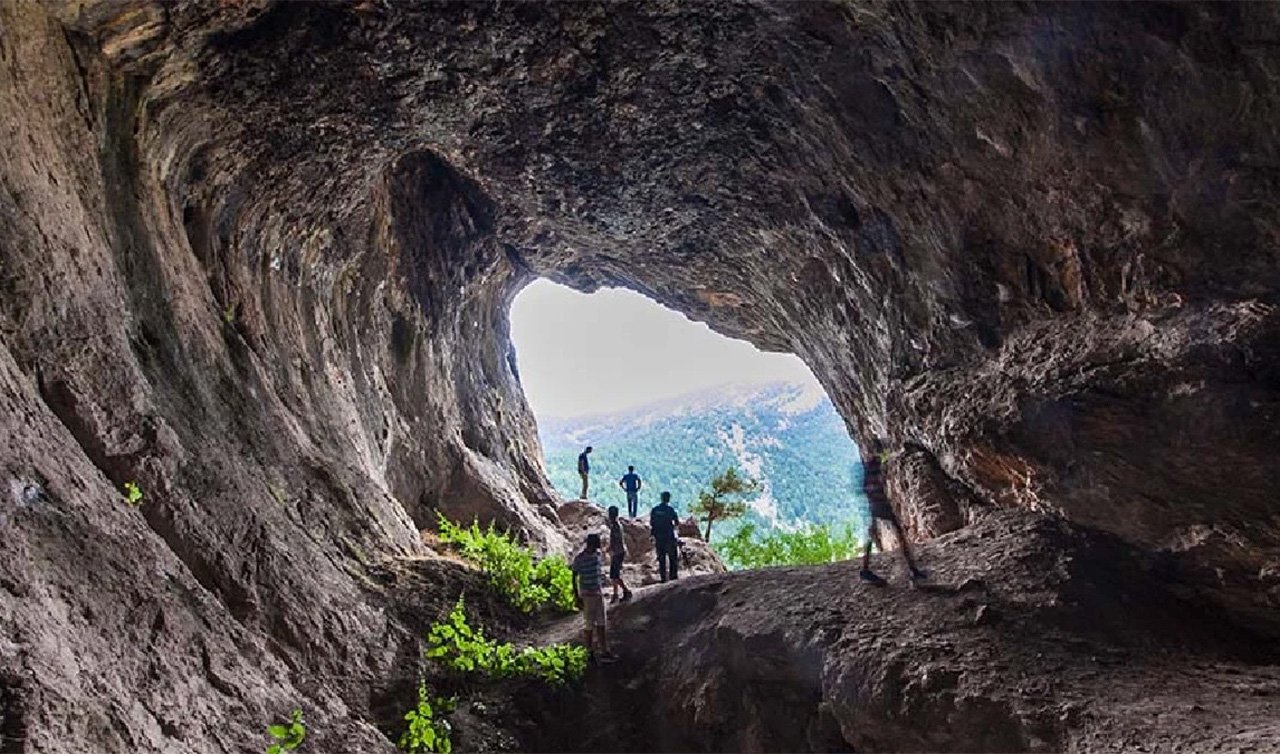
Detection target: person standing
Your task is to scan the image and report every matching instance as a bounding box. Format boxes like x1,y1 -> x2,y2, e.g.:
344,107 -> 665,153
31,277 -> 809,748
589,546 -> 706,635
619,465 -> 643,518
649,491 -> 680,582
571,533 -> 616,662
577,445 -> 593,500
606,506 -> 633,603
858,437 -> 927,585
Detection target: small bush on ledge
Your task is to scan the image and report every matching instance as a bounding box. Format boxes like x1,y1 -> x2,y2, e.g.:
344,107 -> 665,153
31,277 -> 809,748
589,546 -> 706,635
426,597 -> 587,686
436,514 -> 576,613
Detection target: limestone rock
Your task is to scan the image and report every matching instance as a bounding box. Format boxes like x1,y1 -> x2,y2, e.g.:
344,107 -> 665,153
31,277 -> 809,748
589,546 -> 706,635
1,1 -> 1278,751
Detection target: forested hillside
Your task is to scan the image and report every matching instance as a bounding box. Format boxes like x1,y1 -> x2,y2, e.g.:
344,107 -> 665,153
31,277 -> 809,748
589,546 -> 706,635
537,382 -> 868,540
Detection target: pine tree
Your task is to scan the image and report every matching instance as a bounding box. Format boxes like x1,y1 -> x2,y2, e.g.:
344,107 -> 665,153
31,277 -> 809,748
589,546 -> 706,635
690,466 -> 759,540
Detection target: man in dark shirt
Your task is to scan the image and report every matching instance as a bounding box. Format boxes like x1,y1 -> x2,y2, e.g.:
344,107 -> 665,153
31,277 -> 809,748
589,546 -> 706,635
577,446 -> 592,500
860,437 -> 926,586
649,491 -> 680,582
619,465 -> 643,517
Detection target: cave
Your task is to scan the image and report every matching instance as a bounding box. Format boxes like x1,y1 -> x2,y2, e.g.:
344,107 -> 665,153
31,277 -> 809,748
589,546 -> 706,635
2,2 -> 1279,753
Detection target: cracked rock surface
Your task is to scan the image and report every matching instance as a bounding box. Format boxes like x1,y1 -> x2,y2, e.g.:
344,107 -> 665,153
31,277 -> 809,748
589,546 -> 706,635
1,1 -> 1278,751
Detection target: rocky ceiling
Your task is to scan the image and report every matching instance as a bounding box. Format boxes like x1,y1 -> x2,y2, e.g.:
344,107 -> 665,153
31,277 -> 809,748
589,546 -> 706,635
2,1 -> 1279,751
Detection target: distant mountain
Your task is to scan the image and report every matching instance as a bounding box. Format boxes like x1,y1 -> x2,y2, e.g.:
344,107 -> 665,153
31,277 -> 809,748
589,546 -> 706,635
537,381 -> 869,540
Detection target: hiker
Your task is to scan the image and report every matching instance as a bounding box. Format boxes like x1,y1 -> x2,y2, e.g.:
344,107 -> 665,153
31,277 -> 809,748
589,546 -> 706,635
577,446 -> 593,500
649,491 -> 680,582
606,505 -> 633,603
619,465 -> 643,517
859,437 -> 927,585
571,533 -> 617,662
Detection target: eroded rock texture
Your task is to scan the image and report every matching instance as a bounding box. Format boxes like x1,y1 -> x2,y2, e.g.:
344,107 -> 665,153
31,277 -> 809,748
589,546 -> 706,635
1,1 -> 1278,752
531,512 -> 1280,754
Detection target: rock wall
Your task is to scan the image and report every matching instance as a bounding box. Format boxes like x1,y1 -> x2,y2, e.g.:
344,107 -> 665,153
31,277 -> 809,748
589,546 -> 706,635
2,1 -> 1279,752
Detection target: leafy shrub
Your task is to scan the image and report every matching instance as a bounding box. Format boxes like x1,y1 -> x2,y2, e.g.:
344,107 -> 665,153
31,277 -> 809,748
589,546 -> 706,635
122,481 -> 143,506
400,682 -> 454,754
718,521 -> 861,570
426,597 -> 587,686
266,708 -> 306,754
435,515 -> 575,613
532,556 -> 577,613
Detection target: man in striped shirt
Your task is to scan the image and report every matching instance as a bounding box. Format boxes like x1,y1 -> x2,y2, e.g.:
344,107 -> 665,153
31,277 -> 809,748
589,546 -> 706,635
571,533 -> 617,662
860,436 -> 927,586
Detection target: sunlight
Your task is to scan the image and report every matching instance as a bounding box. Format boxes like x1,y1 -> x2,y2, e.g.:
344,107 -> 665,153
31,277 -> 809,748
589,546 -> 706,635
509,279 -> 820,418
509,279 -> 864,540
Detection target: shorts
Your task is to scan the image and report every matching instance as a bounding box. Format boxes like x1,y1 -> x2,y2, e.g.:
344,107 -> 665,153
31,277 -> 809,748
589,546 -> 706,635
609,552 -> 624,580
581,592 -> 606,628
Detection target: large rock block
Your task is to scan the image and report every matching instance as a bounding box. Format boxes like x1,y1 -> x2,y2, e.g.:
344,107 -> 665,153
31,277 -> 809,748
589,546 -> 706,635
557,499 -> 726,585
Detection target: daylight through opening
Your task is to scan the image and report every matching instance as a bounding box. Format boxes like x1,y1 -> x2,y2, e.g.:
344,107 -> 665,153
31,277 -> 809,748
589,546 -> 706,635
510,279 -> 869,564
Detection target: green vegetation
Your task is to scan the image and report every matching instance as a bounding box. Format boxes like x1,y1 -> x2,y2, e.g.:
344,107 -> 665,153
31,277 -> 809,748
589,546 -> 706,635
689,466 -> 758,540
122,481 -> 143,506
537,382 -> 868,538
435,515 -> 575,614
399,682 -> 454,754
265,708 -> 306,754
718,521 -> 862,570
426,597 -> 587,686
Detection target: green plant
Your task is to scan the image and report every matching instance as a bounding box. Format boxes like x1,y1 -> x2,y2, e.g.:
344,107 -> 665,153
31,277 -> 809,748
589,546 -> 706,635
122,481 -> 144,506
425,597 -> 587,686
399,682 -> 454,753
532,555 -> 577,613
266,708 -> 306,754
435,515 -> 575,614
689,466 -> 759,540
718,521 -> 862,570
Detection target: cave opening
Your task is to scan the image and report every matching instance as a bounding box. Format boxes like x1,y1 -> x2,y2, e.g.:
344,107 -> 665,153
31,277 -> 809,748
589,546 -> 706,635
508,278 -> 869,550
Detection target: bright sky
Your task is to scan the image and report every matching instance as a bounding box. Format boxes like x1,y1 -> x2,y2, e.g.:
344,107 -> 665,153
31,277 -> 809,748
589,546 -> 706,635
509,279 -> 821,418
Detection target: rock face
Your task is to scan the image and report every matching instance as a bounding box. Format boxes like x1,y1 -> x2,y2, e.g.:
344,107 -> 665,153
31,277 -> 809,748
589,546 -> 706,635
1,1 -> 1279,752
528,511 -> 1280,753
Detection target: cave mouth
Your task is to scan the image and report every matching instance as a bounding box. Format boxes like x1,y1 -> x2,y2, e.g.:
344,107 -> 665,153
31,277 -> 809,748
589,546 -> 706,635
508,278 -> 868,543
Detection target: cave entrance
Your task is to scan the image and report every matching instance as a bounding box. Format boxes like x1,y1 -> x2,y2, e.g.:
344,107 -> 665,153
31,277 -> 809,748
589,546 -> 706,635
509,279 -> 868,556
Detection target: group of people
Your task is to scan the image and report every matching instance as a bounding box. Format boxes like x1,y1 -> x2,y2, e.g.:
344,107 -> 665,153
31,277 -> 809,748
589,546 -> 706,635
576,446 -> 644,518
575,446 -> 682,578
570,447 -> 683,662
568,438 -> 927,663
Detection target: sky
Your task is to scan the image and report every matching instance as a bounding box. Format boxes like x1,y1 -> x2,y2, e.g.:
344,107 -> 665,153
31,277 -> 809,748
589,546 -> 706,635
509,279 -> 822,418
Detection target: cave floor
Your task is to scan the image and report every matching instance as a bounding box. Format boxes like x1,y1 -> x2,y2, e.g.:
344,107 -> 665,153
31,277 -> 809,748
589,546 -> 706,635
484,511 -> 1280,753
